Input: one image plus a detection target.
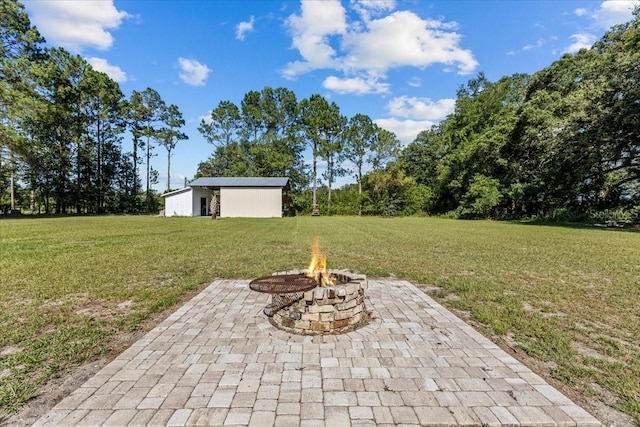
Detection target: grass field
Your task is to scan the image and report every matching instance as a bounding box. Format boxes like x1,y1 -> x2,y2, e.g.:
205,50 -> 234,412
0,215 -> 638,422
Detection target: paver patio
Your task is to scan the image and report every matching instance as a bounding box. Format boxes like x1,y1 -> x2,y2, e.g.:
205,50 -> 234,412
35,279 -> 601,426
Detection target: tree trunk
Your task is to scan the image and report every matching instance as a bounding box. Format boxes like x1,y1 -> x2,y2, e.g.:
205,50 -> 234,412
10,172 -> 15,211
132,136 -> 138,198
312,146 -> 318,215
358,163 -> 363,216
97,118 -> 103,212
145,133 -> 151,212
327,156 -> 333,211
166,148 -> 171,193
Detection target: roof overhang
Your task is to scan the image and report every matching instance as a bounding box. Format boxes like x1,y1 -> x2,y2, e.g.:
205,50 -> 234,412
188,177 -> 289,190
161,187 -> 192,197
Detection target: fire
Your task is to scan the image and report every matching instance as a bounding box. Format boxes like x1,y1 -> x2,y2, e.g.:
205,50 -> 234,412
306,238 -> 335,286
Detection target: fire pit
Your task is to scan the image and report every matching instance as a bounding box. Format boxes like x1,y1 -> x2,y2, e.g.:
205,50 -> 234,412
249,239 -> 368,334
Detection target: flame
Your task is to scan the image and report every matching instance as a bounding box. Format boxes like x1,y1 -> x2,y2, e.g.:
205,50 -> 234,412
306,238 -> 335,286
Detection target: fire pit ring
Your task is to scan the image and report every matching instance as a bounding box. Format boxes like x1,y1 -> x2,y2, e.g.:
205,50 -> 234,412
250,269 -> 368,334
249,273 -> 318,294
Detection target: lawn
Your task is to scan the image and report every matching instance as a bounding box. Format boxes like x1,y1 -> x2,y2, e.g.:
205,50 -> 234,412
0,215 -> 638,422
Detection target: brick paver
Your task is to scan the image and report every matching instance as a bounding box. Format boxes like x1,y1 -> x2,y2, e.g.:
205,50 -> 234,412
35,279 -> 601,426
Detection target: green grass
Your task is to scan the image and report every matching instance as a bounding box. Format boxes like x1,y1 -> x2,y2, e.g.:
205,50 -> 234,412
1,216 -> 639,421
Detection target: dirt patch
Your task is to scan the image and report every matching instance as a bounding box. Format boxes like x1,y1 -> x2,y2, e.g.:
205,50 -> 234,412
0,346 -> 22,356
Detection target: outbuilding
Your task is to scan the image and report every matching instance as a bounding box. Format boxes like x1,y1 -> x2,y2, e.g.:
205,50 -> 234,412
162,177 -> 289,218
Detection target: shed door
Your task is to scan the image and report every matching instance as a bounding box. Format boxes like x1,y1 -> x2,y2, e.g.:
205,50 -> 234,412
200,197 -> 207,216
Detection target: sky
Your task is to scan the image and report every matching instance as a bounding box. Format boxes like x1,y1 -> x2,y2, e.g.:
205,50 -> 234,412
21,0 -> 640,192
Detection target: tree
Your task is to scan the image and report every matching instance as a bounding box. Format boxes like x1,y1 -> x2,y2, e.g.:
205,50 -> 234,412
197,88 -> 307,192
129,88 -> 166,212
198,100 -> 241,148
344,114 -> 376,215
159,104 -> 187,192
319,104 -> 346,212
458,174 -> 503,218
362,162 -> 430,216
369,126 -> 400,172
30,47 -> 88,213
254,87 -> 304,186
589,11 -> 640,207
1,0 -> 44,211
402,73 -> 529,217
78,67 -> 125,212
300,94 -> 344,214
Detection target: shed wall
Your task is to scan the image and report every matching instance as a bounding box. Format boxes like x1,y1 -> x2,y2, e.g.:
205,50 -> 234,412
191,187 -> 212,217
164,189 -> 193,217
220,187 -> 282,217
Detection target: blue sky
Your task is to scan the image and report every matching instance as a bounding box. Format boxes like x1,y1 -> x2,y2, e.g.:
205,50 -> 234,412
22,0 -> 640,191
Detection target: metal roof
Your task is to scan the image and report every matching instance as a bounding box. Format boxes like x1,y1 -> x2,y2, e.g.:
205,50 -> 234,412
188,177 -> 289,188
161,187 -> 191,197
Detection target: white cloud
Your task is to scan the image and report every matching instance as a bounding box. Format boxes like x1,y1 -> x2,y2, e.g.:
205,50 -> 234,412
283,1 -> 478,93
386,96 -> 455,121
236,16 -> 255,40
574,8 -> 588,17
407,77 -> 422,88
323,75 -> 389,94
283,0 -> 347,77
198,110 -> 213,125
341,11 -> 477,74
564,33 -> 597,53
592,0 -> 640,29
507,37 -> 546,56
375,96 -> 454,145
24,0 -> 129,52
86,57 -> 127,82
374,118 -> 434,145
350,0 -> 396,22
178,57 -> 211,86
522,38 -> 545,51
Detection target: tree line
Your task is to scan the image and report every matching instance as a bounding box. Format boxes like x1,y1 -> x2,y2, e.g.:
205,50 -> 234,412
1,0 -> 187,214
400,10 -> 639,220
196,11 -> 638,219
196,90 -> 401,215
2,0 -> 638,220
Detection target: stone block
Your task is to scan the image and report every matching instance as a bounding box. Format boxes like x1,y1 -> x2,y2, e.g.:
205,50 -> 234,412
281,317 -> 294,328
333,319 -> 349,329
313,288 -> 325,300
343,292 -> 357,302
319,313 -> 335,322
310,322 -> 331,332
295,320 -> 311,330
309,304 -> 335,314
349,313 -> 362,325
334,309 -> 353,320
337,299 -> 357,311
301,312 -> 320,322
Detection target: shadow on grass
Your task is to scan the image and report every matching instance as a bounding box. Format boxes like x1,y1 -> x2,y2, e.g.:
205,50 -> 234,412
509,219 -> 640,233
0,213 -> 157,221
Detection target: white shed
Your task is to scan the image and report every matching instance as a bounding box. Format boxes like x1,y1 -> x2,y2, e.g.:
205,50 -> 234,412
162,177 -> 289,218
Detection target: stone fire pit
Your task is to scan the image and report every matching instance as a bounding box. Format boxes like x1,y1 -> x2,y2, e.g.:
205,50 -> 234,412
256,270 -> 368,335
